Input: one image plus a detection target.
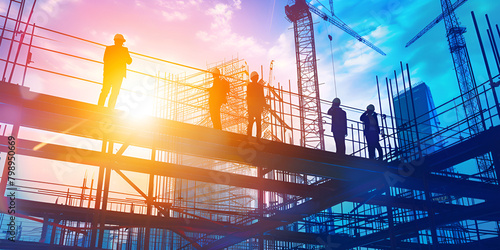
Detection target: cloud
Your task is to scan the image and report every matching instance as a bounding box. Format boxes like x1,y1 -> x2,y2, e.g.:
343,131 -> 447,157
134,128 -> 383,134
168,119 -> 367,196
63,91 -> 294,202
162,10 -> 188,21
207,3 -> 233,33
337,24 -> 388,74
343,51 -> 378,73
196,2 -> 267,58
37,0 -> 79,16
370,25 -> 389,39
268,32 -> 296,84
155,0 -> 202,9
135,0 -> 202,22
232,0 -> 242,10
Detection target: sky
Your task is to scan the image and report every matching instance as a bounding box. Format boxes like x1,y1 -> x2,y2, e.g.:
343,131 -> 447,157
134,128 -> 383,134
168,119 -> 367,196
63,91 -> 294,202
3,0 -> 499,110
2,0 -> 500,198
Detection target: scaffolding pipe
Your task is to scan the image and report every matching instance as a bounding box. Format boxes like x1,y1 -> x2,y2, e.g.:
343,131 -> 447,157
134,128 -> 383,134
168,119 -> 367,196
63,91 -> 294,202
471,12 -> 500,121
21,22 -> 34,86
7,0 -> 36,84
385,77 -> 397,156
405,63 -> 422,156
392,76 -> 407,159
486,15 -> 500,73
487,29 -> 500,73
376,76 -> 386,158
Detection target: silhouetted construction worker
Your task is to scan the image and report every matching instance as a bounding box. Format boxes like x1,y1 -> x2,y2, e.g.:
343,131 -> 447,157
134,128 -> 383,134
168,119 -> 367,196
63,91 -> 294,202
360,104 -> 383,160
209,68 -> 230,130
97,34 -> 132,109
327,98 -> 347,154
247,71 -> 266,138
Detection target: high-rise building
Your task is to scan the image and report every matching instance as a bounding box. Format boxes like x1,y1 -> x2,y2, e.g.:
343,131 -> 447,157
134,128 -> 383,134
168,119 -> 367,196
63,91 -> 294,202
393,82 -> 443,156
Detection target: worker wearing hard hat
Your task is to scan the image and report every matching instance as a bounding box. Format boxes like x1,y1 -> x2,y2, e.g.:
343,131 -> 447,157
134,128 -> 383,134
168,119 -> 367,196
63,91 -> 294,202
327,98 -> 347,155
360,104 -> 383,160
97,34 -> 132,109
247,71 -> 266,138
209,68 -> 230,130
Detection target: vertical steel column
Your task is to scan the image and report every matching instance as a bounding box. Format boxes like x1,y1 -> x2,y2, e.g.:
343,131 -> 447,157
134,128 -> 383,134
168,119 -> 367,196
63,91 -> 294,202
22,22 -> 35,86
385,77 -> 397,155
392,76 -> 407,159
406,63 -> 422,156
486,29 -> 500,73
386,186 -> 396,250
281,85 -> 285,142
97,141 -> 113,248
271,85 -> 275,140
471,12 -> 500,120
40,216 -> 49,243
485,15 -> 500,73
423,175 -> 439,248
91,135 -> 107,248
13,0 -> 25,33
8,0 -> 36,84
288,80 -> 294,145
472,12 -> 500,183
2,0 -> 24,81
50,218 -> 60,245
145,145 -> 157,249
351,124 -> 355,154
258,166 -> 264,250
482,85 -> 494,128
388,78 -> 399,155
496,23 -> 500,71
0,0 -> 15,47
376,76 -> 386,158
400,62 -> 416,157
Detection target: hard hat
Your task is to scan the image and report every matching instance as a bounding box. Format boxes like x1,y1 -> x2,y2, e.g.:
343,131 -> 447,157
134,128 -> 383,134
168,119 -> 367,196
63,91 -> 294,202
114,34 -> 126,42
250,71 -> 259,80
211,68 -> 220,74
333,98 -> 341,105
367,104 -> 375,111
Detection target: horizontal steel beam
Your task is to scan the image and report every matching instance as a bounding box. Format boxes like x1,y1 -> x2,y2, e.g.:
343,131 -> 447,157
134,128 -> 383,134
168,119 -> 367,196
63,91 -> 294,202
0,82 -> 395,182
0,136 -> 336,198
340,200 -> 500,249
16,199 -> 234,234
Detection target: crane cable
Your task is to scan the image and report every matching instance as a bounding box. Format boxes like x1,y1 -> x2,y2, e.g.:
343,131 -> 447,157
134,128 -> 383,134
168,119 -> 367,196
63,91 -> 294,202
299,0 -> 340,99
328,34 -> 338,98
318,0 -> 339,98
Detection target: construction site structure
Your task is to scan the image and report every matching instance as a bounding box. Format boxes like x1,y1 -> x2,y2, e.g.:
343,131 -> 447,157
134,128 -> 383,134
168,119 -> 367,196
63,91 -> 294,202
406,0 -> 495,181
1,1 -> 500,249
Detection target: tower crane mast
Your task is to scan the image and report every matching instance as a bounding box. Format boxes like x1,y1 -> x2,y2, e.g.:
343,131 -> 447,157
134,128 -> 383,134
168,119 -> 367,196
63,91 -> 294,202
406,0 -> 493,177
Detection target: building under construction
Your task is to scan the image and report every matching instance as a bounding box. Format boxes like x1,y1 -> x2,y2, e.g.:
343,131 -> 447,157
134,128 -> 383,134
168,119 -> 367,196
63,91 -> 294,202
1,0 -> 500,249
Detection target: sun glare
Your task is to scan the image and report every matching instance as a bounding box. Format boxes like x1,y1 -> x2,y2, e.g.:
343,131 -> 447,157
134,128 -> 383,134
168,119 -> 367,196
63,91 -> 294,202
119,101 -> 155,127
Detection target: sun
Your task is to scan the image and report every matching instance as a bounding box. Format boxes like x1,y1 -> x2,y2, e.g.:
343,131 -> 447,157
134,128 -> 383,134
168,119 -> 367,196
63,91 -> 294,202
118,99 -> 155,127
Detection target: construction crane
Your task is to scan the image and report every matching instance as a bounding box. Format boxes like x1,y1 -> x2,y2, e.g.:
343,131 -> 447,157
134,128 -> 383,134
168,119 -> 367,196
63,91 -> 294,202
285,0 -> 386,150
405,0 -> 468,48
406,0 -> 493,178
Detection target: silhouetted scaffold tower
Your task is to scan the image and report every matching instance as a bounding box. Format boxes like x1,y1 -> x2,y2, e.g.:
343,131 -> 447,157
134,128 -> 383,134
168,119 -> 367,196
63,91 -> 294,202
406,0 -> 495,180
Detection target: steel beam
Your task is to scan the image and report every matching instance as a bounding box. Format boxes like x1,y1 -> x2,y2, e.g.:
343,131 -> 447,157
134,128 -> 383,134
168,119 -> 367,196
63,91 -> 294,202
0,136 -> 337,198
